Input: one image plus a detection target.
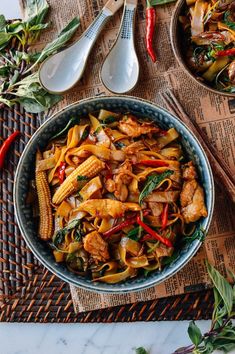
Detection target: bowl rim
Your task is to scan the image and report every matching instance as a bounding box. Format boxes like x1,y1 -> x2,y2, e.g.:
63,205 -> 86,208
170,0 -> 235,98
14,95 -> 215,293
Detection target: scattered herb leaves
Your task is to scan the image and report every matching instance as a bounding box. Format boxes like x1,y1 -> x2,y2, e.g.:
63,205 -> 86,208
0,0 -> 80,112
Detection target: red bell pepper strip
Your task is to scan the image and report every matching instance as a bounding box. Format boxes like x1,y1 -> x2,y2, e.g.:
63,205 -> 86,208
58,161 -> 66,184
216,48 -> 235,57
0,131 -> 20,169
146,0 -> 157,62
103,210 -> 150,238
161,203 -> 169,229
136,216 -> 173,247
139,160 -> 169,167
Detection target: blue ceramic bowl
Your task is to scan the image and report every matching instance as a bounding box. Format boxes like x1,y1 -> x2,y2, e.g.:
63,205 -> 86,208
14,96 -> 214,293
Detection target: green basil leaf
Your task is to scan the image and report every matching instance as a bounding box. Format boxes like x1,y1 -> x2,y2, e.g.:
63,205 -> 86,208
66,219 -> 81,231
0,97 -> 14,107
149,0 -> 176,5
0,32 -> 12,46
30,16 -> 80,68
6,21 -> 24,34
0,66 -> 10,77
19,93 -> 61,113
0,15 -> 6,31
29,23 -> 48,31
53,229 -> 66,247
10,70 -> 20,86
135,347 -> 148,354
23,0 -> 49,24
206,261 -> 233,316
127,226 -> 141,241
180,228 -> 205,246
188,321 -> 203,347
50,117 -> 79,140
139,170 -> 173,205
77,175 -> 89,181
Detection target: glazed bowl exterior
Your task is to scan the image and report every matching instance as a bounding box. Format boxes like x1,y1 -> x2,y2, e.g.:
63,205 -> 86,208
14,96 -> 214,293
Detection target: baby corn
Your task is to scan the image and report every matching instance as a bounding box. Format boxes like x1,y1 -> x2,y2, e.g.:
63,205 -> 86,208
52,155 -> 105,205
35,150 -> 53,240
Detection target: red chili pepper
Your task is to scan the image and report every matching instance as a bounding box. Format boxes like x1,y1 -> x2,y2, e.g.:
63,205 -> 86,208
0,131 -> 20,169
161,203 -> 169,229
139,160 -> 169,167
216,48 -> 235,57
136,216 -> 173,247
58,161 -> 66,184
103,210 -> 150,238
146,0 -> 157,63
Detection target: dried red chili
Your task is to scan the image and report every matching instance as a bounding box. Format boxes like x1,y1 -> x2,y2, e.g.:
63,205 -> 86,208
146,0 -> 157,62
0,131 -> 20,169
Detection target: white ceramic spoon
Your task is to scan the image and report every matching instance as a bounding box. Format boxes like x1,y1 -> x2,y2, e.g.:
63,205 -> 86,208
100,0 -> 139,94
39,0 -> 124,94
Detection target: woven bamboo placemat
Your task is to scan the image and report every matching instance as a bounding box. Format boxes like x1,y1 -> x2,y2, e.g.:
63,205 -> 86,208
0,105 -> 216,322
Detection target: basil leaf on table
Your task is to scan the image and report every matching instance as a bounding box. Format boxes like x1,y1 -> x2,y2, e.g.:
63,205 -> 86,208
135,347 -> 149,354
27,16 -> 80,72
23,0 -> 49,24
0,15 -> 6,31
206,260 -> 233,316
188,321 -> 203,347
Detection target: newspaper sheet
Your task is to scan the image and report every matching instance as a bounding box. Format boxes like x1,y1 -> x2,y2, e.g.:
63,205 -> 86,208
20,0 -> 235,313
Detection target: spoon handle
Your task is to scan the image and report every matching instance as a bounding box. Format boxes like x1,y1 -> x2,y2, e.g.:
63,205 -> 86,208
104,0 -> 125,14
119,0 -> 138,41
83,0 -> 124,43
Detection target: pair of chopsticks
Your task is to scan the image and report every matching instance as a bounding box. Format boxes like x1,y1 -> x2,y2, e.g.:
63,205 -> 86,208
161,89 -> 235,203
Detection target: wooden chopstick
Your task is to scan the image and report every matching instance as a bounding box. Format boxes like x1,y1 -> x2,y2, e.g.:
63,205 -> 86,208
161,89 -> 235,203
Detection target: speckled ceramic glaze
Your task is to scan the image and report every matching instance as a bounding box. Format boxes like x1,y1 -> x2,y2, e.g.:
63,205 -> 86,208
14,96 -> 214,293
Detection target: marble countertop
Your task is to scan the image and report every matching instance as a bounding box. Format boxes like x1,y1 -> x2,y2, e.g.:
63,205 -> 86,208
0,321 -> 218,354
0,1 -> 229,354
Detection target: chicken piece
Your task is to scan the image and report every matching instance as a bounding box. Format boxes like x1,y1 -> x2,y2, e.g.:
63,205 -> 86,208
119,116 -> 159,138
148,202 -> 163,217
155,245 -> 174,259
76,199 -> 141,218
228,60 -> 235,85
180,180 -> 208,223
182,161 -> 198,180
145,191 -> 180,203
180,161 -> 207,223
83,231 -> 110,262
105,178 -> 116,193
114,160 -> 133,184
124,141 -> 146,155
113,160 -> 134,201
